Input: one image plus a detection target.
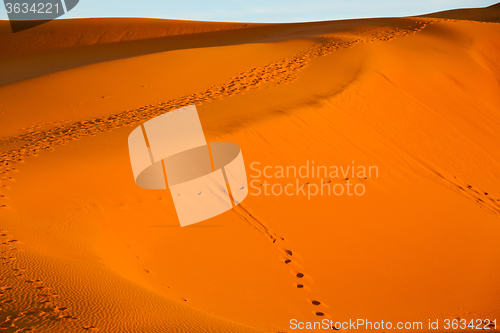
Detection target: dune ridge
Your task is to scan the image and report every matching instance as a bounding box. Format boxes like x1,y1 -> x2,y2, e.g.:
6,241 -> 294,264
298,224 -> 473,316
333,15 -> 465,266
0,19 -> 268,55
0,17 -> 438,87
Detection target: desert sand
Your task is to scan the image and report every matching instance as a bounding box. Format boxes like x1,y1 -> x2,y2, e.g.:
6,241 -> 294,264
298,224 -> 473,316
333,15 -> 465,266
0,3 -> 499,332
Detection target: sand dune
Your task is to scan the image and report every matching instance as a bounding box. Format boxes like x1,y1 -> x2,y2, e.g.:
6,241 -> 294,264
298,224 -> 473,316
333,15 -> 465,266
422,2 -> 500,23
1,4 -> 500,333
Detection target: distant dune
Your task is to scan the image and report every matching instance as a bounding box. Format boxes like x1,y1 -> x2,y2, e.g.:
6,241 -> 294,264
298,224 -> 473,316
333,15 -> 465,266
1,3 -> 499,333
422,2 -> 500,22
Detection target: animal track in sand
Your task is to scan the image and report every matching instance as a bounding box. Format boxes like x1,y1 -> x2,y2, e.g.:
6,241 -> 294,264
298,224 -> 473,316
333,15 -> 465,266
0,231 -> 80,331
422,163 -> 500,218
234,203 -> 333,323
308,298 -> 330,310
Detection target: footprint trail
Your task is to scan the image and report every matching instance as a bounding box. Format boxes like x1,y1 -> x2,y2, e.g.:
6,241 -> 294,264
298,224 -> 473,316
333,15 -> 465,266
233,203 -> 339,328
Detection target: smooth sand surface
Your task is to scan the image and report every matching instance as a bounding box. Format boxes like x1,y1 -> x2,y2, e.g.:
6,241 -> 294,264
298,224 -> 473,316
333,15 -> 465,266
1,5 -> 499,333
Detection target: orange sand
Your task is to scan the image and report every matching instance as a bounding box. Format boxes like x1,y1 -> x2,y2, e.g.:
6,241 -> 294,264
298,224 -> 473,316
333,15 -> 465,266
1,4 -> 499,333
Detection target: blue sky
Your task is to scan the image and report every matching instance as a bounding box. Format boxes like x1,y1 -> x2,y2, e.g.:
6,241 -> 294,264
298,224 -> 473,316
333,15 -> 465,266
1,0 -> 497,23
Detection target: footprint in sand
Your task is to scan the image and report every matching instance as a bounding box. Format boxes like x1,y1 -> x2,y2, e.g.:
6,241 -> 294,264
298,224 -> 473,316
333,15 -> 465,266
293,283 -> 312,291
289,270 -> 314,283
312,310 -> 332,320
57,312 -> 76,320
83,325 -> 97,330
1,176 -> 15,182
308,298 -> 330,310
